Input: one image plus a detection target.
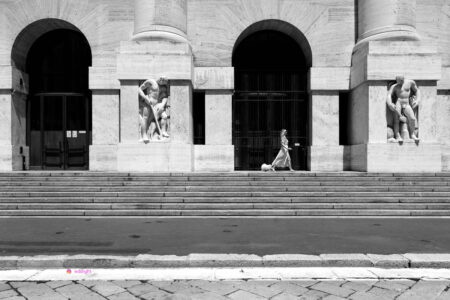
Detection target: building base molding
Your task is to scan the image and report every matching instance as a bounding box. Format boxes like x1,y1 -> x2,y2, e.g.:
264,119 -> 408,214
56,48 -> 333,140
0,145 -> 29,171
116,143 -> 193,172
89,145 -> 119,171
308,145 -> 344,171
194,145 -> 234,172
346,143 -> 442,172
442,145 -> 450,172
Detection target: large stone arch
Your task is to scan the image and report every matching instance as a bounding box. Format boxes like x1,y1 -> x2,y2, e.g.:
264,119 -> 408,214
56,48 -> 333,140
6,17 -> 94,171
232,19 -> 313,68
231,20 -> 312,170
1,0 -> 101,67
11,18 -> 92,72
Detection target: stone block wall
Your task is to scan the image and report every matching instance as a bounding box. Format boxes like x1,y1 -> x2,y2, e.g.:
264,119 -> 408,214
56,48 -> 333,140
0,0 -> 449,171
188,0 -> 355,68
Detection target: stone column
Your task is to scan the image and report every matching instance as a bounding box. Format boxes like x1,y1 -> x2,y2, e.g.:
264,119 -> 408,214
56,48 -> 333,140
193,67 -> 234,171
0,66 -> 28,171
0,90 -> 12,171
170,80 -> 193,144
133,0 -> 188,43
357,0 -> 419,45
205,91 -> 232,146
115,0 -> 194,172
308,91 -> 343,171
88,65 -> 121,171
120,80 -> 140,144
307,67 -> 349,171
89,90 -> 120,171
348,0 -> 442,172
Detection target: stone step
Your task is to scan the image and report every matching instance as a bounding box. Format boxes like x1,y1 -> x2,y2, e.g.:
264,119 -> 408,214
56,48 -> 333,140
1,191 -> 449,198
0,172 -> 448,217
2,186 -> 450,192
2,203 -> 450,210
2,172 -> 448,177
1,180 -> 449,186
1,197 -> 450,204
0,174 -> 448,180
1,209 -> 450,216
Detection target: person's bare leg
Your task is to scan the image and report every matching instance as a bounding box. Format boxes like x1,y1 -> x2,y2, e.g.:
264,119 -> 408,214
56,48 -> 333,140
160,114 -> 169,138
149,122 -> 157,140
404,105 -> 419,141
394,102 -> 403,142
139,115 -> 145,142
287,157 -> 294,171
142,107 -> 150,142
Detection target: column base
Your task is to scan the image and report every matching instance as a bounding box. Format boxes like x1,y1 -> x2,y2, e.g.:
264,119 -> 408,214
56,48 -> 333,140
194,145 -> 234,172
132,31 -> 189,44
308,145 -> 344,171
347,143 -> 442,172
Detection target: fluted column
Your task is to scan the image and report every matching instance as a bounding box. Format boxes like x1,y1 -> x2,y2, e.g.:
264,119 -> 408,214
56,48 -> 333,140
357,0 -> 419,45
133,0 -> 188,43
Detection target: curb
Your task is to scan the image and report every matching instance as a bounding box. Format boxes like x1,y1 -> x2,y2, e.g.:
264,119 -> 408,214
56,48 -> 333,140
1,253 -> 450,269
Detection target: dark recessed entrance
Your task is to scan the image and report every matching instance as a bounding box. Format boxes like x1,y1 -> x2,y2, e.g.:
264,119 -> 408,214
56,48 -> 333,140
27,29 -> 92,170
233,30 -> 309,171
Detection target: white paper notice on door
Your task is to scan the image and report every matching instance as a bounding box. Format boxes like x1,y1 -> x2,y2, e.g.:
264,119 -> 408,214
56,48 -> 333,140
66,131 -> 72,138
72,131 -> 78,138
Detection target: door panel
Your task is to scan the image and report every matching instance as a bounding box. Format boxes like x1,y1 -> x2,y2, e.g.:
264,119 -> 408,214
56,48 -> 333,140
65,96 -> 89,169
233,70 -> 308,171
42,96 -> 64,169
29,96 -> 42,168
28,94 -> 90,170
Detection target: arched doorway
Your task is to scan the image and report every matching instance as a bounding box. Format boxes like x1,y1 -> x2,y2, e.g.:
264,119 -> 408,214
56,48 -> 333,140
233,27 -> 310,170
26,29 -> 92,170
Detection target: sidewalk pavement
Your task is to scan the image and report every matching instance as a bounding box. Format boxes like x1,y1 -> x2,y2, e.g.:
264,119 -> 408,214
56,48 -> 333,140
0,278 -> 449,300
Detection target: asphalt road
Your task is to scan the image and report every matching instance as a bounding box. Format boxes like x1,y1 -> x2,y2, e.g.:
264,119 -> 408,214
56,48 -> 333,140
1,218 -> 450,255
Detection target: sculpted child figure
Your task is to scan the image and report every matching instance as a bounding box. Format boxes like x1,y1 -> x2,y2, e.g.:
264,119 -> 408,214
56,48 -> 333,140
386,75 -> 420,142
138,77 -> 170,142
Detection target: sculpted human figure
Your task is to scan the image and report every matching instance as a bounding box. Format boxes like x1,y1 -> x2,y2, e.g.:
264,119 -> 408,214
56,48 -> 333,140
386,76 -> 420,142
155,77 -> 170,139
138,77 -> 170,142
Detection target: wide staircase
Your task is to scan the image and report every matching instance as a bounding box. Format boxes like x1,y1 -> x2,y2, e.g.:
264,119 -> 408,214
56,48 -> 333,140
0,172 -> 449,217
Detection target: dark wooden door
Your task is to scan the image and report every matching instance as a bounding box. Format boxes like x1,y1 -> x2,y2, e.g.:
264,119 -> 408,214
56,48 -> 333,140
29,94 -> 90,170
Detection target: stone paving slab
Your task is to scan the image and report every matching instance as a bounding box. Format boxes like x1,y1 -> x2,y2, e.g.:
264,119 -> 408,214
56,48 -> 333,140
0,279 -> 449,299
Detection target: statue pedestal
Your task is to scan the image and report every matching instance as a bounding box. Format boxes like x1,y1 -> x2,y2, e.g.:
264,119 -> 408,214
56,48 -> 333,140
347,143 -> 442,172
347,40 -> 443,172
117,143 -> 193,172
113,39 -> 195,172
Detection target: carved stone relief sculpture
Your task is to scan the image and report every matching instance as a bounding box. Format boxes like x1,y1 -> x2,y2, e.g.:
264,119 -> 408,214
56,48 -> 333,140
386,76 -> 420,143
138,77 -> 170,142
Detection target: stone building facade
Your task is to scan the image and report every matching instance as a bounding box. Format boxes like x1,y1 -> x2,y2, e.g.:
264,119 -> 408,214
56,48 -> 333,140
0,0 -> 449,172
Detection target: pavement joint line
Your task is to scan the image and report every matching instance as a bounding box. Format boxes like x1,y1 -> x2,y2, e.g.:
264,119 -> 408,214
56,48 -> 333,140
2,268 -> 450,281
0,253 -> 450,269
3,216 -> 450,219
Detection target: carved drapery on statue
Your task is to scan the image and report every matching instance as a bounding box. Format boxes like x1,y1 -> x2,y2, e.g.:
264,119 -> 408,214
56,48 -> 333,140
386,76 -> 420,143
138,77 -> 170,142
